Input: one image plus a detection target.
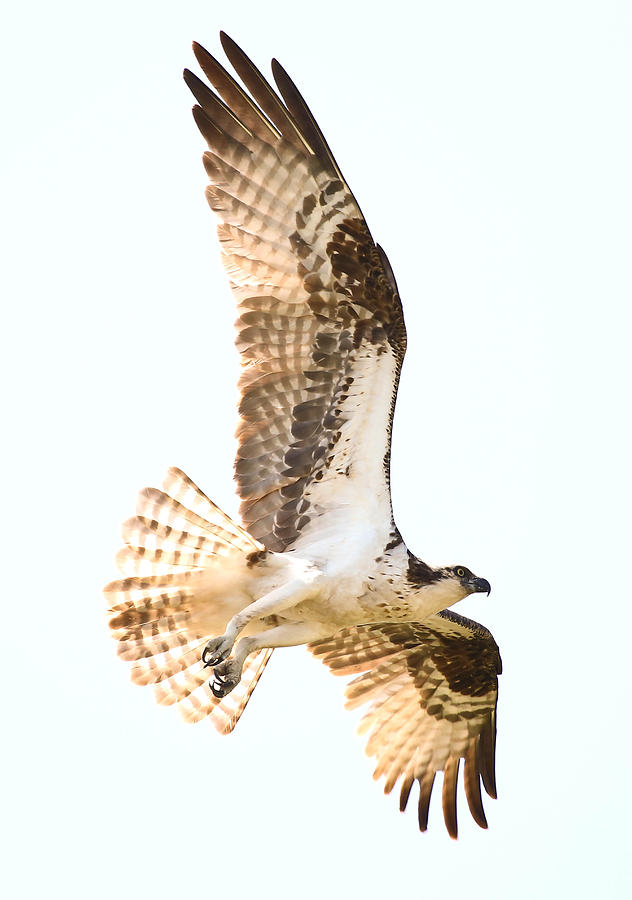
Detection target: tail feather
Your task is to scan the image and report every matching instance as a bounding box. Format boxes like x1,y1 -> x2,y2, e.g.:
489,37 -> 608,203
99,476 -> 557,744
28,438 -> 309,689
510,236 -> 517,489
153,660 -> 210,705
130,643 -> 202,684
114,615 -> 193,649
106,469 -> 271,732
108,587 -> 190,624
136,488 -> 246,551
120,631 -> 196,662
211,648 -> 273,734
122,515 -> 233,554
162,467 -> 259,549
153,647 -> 274,733
115,545 -> 216,576
105,572 -> 197,602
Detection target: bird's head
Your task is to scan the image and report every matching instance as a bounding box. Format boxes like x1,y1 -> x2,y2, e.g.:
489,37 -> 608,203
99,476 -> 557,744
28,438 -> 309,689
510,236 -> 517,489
440,565 -> 491,599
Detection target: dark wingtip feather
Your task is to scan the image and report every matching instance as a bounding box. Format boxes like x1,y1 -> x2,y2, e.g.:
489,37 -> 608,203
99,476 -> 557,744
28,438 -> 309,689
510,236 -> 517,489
483,775 -> 498,800
442,758 -> 460,840
192,38 -> 280,144
399,775 -> 414,813
417,771 -> 435,832
191,104 -> 219,147
192,40 -> 207,62
183,67 -> 205,98
479,715 -> 498,799
270,58 -> 339,171
185,69 -> 252,145
184,67 -> 217,110
219,31 -> 240,56
217,32 -> 306,151
464,739 -> 489,830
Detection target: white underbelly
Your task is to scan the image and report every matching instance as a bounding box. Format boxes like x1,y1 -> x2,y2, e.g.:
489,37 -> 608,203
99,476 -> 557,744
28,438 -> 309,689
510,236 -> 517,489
283,572 -> 401,627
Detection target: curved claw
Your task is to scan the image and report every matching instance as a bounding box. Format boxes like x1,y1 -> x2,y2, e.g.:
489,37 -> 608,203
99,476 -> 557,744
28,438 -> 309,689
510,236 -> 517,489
202,649 -> 221,668
209,670 -> 238,699
208,656 -> 242,699
209,677 -> 228,698
202,636 -> 232,668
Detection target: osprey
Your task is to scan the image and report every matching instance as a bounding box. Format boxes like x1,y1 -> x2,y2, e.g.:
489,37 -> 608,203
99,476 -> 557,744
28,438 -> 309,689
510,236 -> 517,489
107,33 -> 502,839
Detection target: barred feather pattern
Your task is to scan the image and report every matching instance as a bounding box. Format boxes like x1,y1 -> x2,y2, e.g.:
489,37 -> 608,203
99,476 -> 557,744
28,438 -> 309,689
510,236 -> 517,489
310,612 -> 501,838
106,467 -> 272,732
185,36 -> 406,553
105,35 -> 503,839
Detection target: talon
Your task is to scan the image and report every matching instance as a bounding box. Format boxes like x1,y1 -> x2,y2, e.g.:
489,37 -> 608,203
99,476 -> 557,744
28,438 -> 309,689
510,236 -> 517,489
209,677 -> 227,698
208,656 -> 242,699
202,635 -> 232,668
202,648 -> 222,667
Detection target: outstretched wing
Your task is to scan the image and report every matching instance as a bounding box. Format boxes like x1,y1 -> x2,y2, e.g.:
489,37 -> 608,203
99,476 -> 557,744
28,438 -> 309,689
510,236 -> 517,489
310,612 -> 502,838
185,34 -> 406,553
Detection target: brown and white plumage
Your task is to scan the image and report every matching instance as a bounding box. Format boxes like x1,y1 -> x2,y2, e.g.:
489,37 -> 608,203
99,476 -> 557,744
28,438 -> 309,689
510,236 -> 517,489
107,33 -> 501,838
106,467 -> 274,732
186,34 -> 405,554
310,613 -> 501,839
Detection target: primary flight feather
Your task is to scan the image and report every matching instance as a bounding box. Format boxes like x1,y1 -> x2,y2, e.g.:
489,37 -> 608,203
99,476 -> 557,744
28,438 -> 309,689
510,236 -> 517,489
106,32 -> 501,839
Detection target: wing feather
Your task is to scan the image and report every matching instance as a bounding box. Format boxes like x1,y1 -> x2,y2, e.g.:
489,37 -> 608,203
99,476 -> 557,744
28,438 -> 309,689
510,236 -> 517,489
463,737 -> 488,829
219,32 -> 309,153
442,756 -> 460,839
192,41 -> 281,144
310,612 -> 502,837
270,58 -> 346,183
186,36 -> 406,552
417,770 -> 436,832
185,70 -> 252,144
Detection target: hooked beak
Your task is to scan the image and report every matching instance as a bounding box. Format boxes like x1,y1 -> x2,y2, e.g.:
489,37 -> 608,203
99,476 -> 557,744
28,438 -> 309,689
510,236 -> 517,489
469,576 -> 491,596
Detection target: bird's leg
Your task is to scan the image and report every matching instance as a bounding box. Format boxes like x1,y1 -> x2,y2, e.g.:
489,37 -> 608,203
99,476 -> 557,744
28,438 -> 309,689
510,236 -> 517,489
201,578 -> 315,668
209,621 -> 332,698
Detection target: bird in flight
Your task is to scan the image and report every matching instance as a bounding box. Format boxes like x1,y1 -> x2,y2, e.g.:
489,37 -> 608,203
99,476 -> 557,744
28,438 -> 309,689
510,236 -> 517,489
106,33 -> 501,839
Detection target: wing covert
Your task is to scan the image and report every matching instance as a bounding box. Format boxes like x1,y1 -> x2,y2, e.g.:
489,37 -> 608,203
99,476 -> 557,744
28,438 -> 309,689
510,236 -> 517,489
185,35 -> 406,552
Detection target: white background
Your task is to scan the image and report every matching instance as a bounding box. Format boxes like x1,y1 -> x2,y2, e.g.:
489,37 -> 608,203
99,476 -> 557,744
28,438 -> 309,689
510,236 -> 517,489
2,2 -> 631,898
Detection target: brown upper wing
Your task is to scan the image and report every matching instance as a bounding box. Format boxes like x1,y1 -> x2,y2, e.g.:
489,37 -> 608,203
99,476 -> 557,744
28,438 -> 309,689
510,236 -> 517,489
185,34 -> 406,552
310,611 -> 502,838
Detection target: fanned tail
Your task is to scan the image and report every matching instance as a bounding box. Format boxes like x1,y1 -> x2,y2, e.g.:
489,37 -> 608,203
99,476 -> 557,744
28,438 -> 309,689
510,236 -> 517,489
106,467 -> 272,732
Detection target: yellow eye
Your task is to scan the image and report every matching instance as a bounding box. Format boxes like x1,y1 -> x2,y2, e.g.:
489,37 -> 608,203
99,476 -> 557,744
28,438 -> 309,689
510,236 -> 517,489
456,567 -> 465,577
